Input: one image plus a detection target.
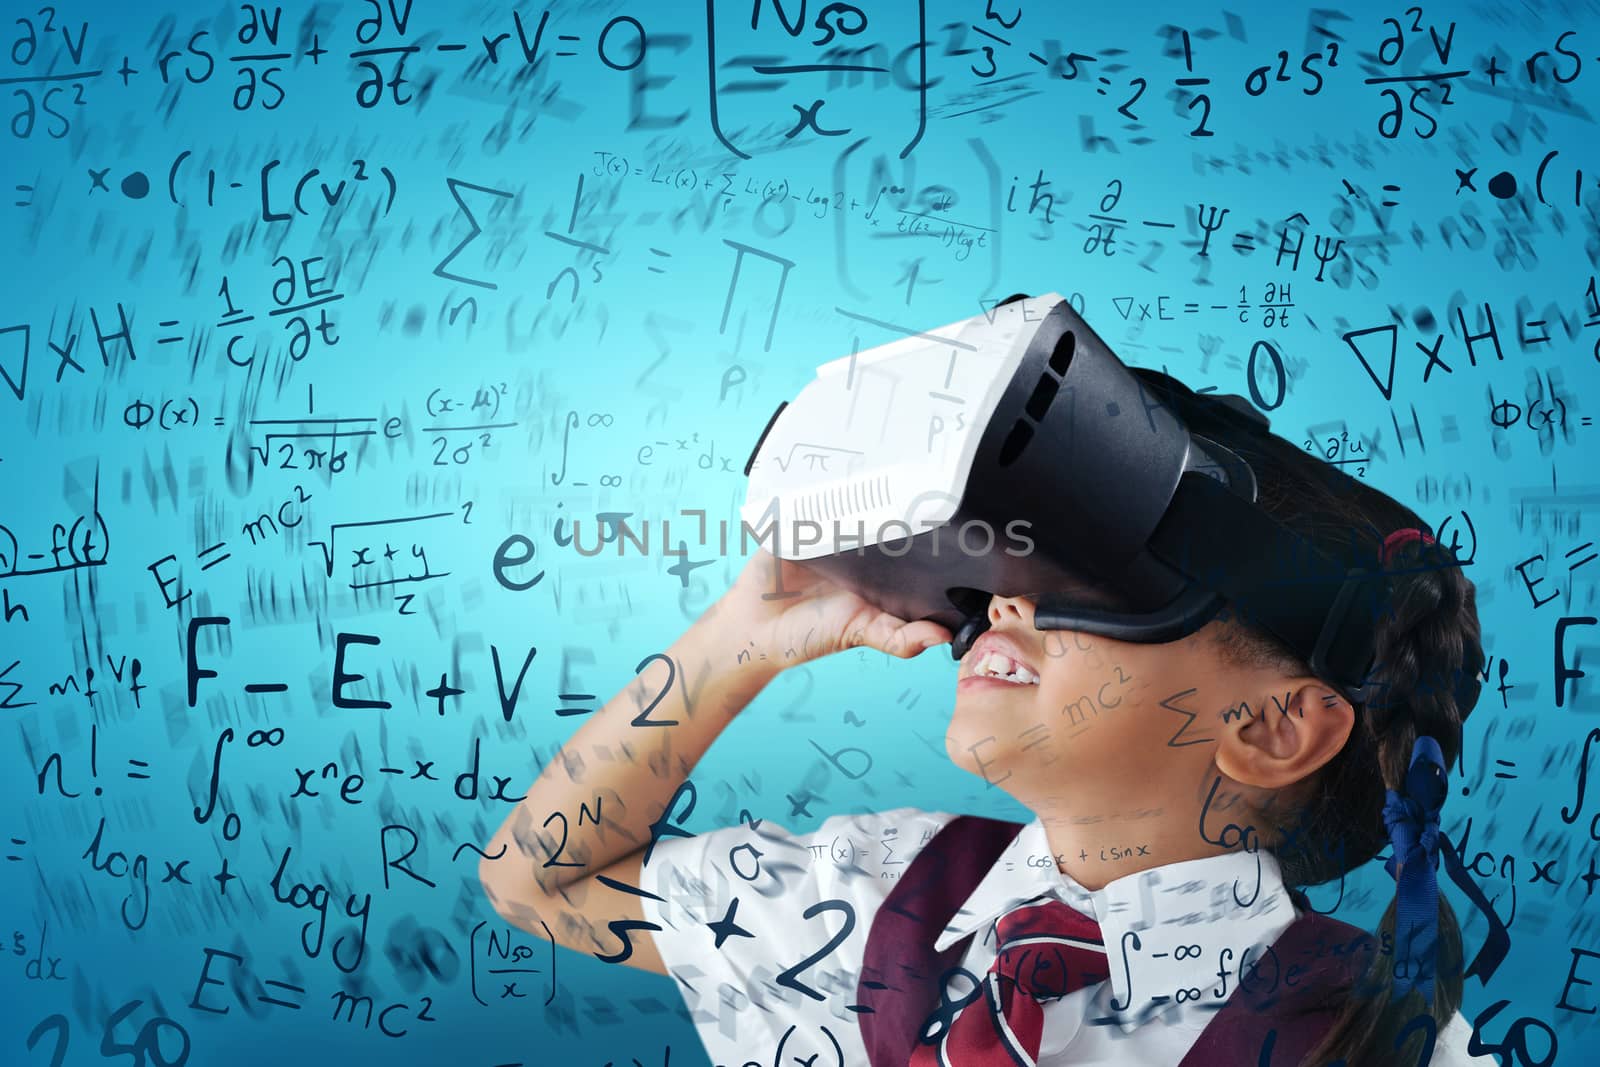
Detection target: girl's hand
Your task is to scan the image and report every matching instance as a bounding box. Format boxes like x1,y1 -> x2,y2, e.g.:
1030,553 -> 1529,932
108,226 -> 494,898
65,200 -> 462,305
713,548 -> 954,672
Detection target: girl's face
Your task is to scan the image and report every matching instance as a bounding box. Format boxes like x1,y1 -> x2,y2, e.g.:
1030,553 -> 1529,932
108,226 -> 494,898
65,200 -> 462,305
944,592 -> 1358,886
944,592 -> 1235,814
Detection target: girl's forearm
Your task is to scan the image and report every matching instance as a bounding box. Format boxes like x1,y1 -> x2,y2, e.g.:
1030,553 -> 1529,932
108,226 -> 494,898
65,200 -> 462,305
484,596 -> 780,895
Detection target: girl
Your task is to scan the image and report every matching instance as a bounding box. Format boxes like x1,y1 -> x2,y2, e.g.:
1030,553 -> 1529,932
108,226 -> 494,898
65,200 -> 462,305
480,369 -> 1492,1067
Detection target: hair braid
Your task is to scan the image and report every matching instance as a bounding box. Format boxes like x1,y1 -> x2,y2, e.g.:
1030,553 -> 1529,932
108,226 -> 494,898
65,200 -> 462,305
1291,535 -> 1483,1067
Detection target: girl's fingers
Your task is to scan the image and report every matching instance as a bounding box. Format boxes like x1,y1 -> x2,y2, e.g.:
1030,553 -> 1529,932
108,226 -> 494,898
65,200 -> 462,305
863,614 -> 956,659
794,592 -> 958,661
887,618 -> 957,656
902,620 -> 955,651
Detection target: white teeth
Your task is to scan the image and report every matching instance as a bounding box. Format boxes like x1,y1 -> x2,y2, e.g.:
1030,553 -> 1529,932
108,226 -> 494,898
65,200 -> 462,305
973,651 -> 1039,685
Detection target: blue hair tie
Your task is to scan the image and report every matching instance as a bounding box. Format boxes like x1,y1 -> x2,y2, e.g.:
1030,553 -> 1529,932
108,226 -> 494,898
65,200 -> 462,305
1382,736 -> 1447,1005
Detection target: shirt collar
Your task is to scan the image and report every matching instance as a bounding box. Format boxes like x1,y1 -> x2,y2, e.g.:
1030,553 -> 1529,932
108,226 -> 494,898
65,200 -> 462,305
932,817 -> 1297,1033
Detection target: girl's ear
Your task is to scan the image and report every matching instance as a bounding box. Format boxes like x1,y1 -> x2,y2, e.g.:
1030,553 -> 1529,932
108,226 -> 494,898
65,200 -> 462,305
1214,681 -> 1355,790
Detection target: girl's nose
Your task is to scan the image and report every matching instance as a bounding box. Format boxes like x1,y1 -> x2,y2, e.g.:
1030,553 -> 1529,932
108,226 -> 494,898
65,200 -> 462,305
988,594 -> 1034,627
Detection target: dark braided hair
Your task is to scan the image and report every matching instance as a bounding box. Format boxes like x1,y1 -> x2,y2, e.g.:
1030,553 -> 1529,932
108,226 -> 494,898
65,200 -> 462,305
1141,371 -> 1485,1067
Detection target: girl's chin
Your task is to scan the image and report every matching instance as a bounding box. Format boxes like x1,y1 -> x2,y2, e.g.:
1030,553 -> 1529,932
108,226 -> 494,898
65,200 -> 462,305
944,732 -> 1023,785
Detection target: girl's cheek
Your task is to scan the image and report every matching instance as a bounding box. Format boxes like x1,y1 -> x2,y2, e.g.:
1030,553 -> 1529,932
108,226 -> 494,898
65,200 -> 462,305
1041,630 -> 1075,662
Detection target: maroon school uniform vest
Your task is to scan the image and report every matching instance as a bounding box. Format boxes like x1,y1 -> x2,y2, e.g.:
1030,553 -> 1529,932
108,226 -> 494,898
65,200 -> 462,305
856,816 -> 1374,1067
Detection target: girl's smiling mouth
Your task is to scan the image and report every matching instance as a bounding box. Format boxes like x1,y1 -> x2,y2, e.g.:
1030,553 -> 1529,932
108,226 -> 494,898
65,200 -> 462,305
961,631 -> 1041,686
965,651 -> 1041,685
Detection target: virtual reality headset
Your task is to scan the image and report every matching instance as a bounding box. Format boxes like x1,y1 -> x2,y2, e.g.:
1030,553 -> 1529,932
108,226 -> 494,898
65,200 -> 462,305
739,292 -> 1398,704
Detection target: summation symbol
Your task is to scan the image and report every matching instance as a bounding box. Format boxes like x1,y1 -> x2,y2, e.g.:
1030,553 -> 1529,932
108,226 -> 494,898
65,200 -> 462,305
434,177 -> 515,290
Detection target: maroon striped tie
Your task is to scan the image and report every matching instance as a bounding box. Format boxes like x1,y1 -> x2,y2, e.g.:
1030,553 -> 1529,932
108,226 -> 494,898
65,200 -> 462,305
910,898 -> 1110,1066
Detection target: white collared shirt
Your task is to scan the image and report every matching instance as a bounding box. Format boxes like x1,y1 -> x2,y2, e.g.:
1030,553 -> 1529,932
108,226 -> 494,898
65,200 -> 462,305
639,807 -> 1490,1066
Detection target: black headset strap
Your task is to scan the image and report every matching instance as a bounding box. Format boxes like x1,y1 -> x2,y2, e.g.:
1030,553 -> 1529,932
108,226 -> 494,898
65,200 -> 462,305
1148,471 -> 1391,700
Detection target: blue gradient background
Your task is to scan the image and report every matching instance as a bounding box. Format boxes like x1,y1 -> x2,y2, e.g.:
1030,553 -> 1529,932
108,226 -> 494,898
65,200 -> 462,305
2,0 -> 1598,1063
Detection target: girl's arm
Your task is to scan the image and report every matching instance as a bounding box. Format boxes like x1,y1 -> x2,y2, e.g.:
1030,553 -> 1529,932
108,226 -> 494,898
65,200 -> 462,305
478,549 -> 952,973
478,593 -> 777,973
